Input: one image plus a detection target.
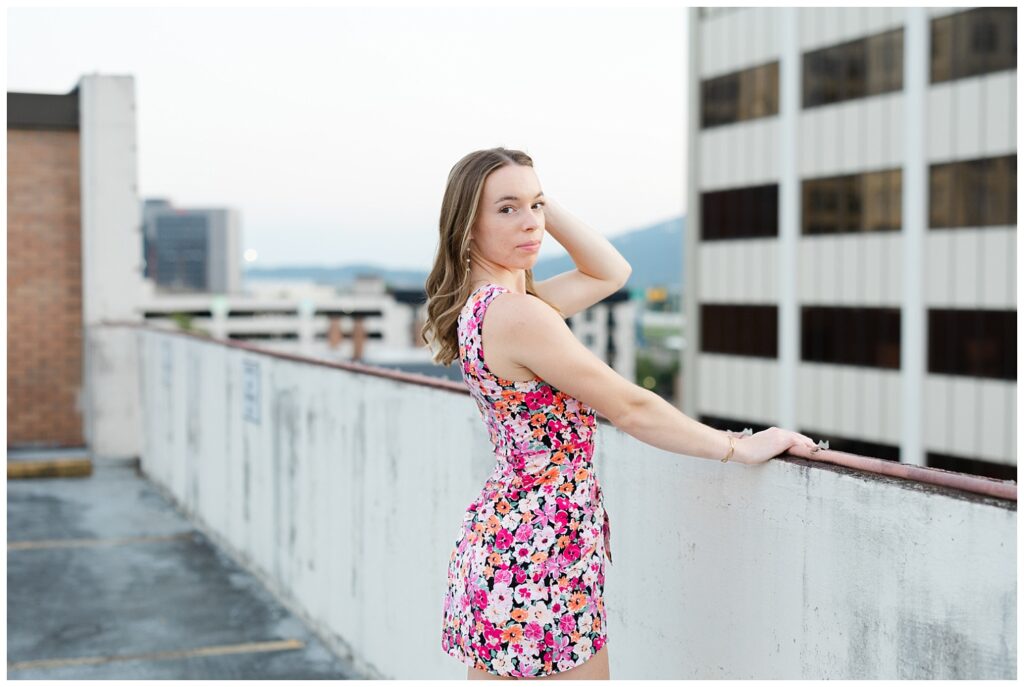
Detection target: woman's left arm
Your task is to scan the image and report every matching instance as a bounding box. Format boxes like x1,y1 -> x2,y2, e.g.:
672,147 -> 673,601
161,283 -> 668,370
542,197 -> 633,282
532,197 -> 633,317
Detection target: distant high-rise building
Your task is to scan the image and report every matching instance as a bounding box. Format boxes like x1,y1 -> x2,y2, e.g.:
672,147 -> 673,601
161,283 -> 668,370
143,201 -> 242,294
142,197 -> 171,279
685,7 -> 1016,480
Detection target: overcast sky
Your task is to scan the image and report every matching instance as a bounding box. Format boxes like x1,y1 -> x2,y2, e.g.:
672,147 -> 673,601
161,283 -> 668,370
8,6 -> 688,269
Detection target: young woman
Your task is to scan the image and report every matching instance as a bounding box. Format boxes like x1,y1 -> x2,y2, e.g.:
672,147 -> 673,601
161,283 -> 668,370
423,147 -> 821,680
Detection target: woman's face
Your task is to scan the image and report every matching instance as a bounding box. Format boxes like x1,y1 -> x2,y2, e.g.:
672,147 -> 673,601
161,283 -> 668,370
470,164 -> 545,270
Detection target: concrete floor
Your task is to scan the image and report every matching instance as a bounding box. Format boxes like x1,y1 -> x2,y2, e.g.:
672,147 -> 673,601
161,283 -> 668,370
7,460 -> 362,679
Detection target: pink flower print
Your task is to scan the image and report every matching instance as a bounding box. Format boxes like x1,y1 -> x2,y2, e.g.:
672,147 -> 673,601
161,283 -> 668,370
593,635 -> 606,652
553,510 -> 569,530
513,437 -> 537,453
524,622 -> 544,642
493,568 -> 513,586
555,496 -> 571,511
513,582 -> 534,604
525,386 -> 554,410
472,589 -> 488,609
514,523 -> 533,542
563,543 -> 581,563
494,528 -> 513,550
553,635 -> 573,662
546,418 -> 568,436
559,612 -> 576,635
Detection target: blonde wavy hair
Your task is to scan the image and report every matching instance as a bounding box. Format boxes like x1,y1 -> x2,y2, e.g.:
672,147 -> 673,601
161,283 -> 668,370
421,147 -> 564,367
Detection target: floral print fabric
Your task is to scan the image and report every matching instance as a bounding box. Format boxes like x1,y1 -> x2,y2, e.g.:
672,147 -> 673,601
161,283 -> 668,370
441,282 -> 613,678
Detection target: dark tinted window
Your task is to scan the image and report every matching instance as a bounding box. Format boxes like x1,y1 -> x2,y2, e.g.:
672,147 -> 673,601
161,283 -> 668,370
803,169 -> 901,235
931,8 -> 1016,83
701,184 -> 778,240
928,309 -> 1016,380
698,415 -> 774,435
801,306 -> 901,369
926,451 -> 1017,481
797,428 -> 901,461
929,154 -> 1016,229
701,62 -> 779,128
701,304 -> 778,358
804,29 -> 903,108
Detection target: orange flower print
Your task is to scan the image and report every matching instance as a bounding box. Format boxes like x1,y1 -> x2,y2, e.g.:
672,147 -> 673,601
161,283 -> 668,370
567,592 -> 587,612
485,515 -> 501,534
536,467 -> 560,486
501,624 -> 524,644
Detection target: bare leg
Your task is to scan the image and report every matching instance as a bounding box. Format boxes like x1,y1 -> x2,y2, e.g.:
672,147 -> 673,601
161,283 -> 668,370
467,644 -> 609,680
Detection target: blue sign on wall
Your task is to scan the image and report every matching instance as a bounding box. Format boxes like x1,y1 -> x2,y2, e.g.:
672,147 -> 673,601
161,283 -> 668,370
243,360 -> 261,425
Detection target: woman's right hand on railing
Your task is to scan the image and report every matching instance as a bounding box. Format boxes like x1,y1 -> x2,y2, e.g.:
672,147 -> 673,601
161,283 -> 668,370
732,427 -> 821,466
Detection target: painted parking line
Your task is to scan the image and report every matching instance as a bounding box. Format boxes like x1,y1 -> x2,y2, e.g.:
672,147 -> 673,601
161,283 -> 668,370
8,532 -> 196,551
8,638 -> 306,671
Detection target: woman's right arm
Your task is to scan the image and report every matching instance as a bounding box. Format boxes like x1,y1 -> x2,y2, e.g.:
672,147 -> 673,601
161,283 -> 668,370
496,291 -> 822,465
492,291 -> 742,463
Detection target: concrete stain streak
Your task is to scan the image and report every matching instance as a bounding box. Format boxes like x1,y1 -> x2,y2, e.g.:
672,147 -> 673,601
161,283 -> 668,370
186,348 -> 202,508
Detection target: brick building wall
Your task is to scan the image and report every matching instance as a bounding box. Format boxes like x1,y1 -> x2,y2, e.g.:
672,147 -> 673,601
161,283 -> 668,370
7,127 -> 85,447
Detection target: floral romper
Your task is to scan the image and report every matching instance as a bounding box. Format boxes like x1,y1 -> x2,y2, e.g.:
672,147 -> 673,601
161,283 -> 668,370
440,282 -> 613,678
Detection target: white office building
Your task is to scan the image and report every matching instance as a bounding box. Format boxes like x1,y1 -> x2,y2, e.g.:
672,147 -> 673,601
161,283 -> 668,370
684,7 -> 1016,479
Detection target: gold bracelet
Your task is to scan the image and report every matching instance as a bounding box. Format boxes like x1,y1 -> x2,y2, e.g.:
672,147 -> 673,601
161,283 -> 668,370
721,435 -> 735,463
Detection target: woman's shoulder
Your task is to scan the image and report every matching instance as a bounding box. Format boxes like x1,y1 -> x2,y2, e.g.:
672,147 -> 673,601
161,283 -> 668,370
483,288 -> 561,337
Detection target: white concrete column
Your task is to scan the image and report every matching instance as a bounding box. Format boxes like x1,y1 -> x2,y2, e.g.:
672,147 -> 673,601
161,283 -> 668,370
778,8 -> 800,430
79,74 -> 145,326
682,7 -> 700,416
901,8 -> 928,467
79,73 -> 146,459
298,298 -> 316,354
